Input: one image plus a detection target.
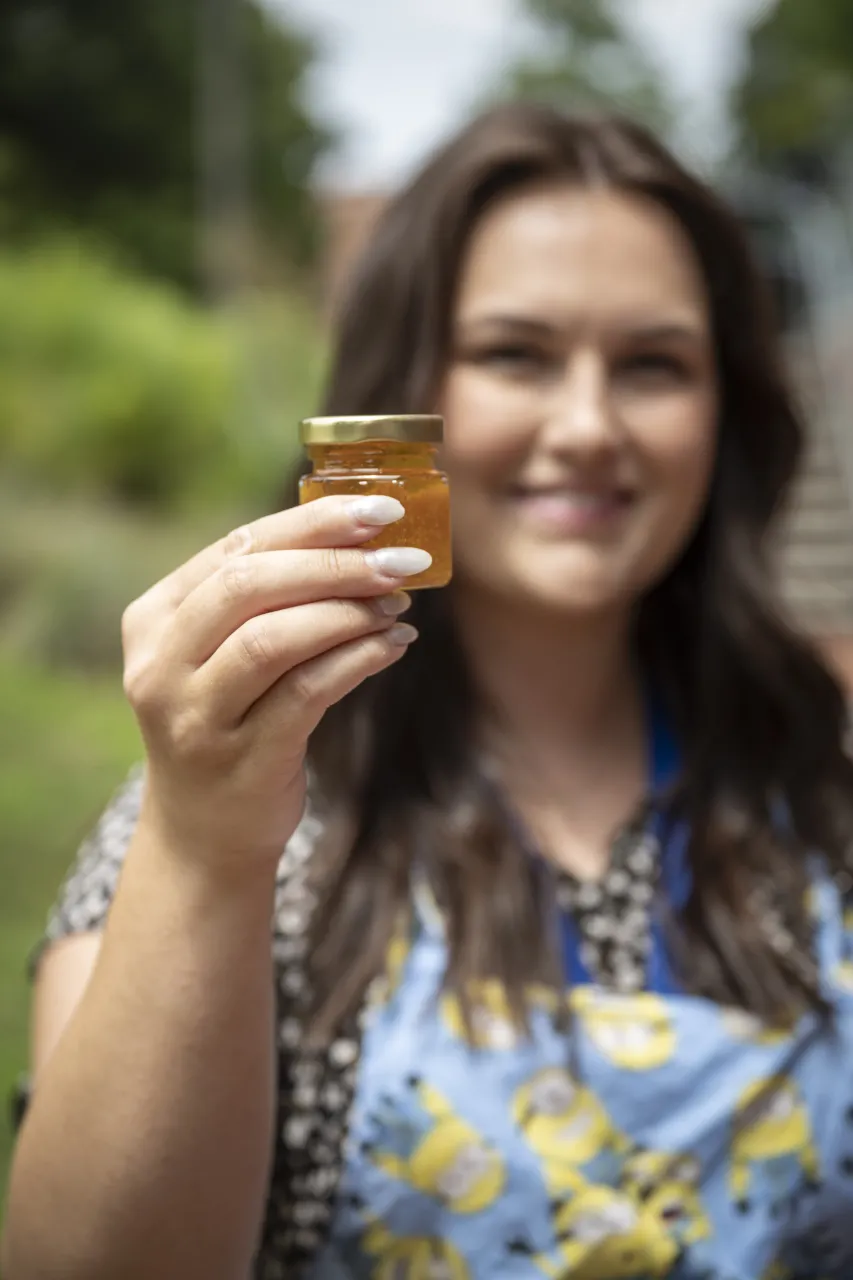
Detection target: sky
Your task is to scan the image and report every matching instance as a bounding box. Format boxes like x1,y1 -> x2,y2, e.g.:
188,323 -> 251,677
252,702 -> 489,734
269,0 -> 769,190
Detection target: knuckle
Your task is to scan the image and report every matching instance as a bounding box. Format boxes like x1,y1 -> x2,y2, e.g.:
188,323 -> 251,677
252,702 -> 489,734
122,657 -> 160,713
320,545 -> 350,586
237,618 -> 276,669
121,662 -> 143,706
167,704 -> 212,759
287,662 -> 319,710
361,632 -> 394,663
222,523 -> 255,558
340,599 -> 375,633
121,597 -> 145,645
219,555 -> 255,603
302,495 -> 327,535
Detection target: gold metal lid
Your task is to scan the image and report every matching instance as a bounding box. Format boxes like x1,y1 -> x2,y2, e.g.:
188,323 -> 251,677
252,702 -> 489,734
299,414 -> 443,445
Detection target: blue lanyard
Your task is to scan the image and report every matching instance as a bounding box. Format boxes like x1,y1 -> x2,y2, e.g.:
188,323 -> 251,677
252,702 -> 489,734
561,699 -> 689,993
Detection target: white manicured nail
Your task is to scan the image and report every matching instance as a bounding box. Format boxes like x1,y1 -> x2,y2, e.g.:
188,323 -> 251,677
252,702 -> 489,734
386,623 -> 419,646
365,547 -> 432,577
348,496 -> 405,526
376,592 -> 412,616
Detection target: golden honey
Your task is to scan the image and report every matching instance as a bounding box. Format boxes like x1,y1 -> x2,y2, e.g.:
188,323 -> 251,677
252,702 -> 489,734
299,415 -> 452,590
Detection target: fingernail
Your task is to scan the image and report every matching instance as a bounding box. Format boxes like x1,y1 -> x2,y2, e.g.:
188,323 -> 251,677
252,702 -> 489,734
376,591 -> 411,616
386,622 -> 419,646
365,547 -> 432,577
348,496 -> 405,526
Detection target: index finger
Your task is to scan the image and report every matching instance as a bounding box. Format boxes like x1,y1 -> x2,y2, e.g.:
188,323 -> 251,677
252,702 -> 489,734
157,494 -> 405,610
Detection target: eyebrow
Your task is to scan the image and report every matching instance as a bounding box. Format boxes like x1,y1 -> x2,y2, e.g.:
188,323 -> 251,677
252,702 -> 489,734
455,313 -> 707,343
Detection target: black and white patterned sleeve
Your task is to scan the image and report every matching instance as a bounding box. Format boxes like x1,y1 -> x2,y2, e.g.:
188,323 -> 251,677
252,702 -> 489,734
31,765 -> 146,973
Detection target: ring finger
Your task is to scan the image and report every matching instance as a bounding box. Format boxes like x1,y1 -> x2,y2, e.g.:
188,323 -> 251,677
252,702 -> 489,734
195,595 -> 417,723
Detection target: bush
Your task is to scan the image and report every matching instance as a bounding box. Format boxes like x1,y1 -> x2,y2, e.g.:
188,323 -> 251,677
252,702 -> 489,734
0,240 -> 325,511
0,489 -> 229,673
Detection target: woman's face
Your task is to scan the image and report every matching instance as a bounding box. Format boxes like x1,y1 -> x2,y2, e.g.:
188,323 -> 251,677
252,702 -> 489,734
439,183 -> 718,615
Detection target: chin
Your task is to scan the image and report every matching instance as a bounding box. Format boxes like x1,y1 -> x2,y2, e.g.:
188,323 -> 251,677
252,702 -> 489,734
517,578 -> 631,617
503,544 -> 640,616
468,562 -> 635,618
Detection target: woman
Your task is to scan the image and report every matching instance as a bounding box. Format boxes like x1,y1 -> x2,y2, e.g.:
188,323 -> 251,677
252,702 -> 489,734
5,102 -> 853,1280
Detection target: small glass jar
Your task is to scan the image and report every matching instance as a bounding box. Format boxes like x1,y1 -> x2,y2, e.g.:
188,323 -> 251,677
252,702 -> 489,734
298,414 -> 452,590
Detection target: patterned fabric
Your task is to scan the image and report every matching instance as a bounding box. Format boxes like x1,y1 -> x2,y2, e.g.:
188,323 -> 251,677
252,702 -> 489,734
311,876 -> 853,1280
33,768 -> 853,1280
554,822 -> 660,993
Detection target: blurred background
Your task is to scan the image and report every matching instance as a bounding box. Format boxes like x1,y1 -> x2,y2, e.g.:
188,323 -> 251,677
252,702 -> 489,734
3,0 -> 853,1206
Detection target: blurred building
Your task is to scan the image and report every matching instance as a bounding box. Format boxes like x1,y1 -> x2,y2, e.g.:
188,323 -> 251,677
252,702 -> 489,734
317,191 -> 388,314
738,175 -> 853,690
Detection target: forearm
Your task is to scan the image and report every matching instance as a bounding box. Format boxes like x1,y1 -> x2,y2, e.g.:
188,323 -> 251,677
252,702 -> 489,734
2,828 -> 278,1280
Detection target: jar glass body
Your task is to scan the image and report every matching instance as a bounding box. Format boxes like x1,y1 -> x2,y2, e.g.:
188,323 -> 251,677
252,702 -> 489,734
299,441 -> 452,590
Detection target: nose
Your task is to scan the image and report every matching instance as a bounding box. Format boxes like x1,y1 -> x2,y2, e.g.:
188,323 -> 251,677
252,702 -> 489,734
541,348 -> 619,455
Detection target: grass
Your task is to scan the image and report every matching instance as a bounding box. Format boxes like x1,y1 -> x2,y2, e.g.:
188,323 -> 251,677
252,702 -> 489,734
0,647 -> 141,1212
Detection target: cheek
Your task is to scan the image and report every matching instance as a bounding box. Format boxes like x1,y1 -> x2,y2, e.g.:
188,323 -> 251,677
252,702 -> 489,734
631,396 -> 717,573
647,399 -> 717,514
439,368 -> 537,478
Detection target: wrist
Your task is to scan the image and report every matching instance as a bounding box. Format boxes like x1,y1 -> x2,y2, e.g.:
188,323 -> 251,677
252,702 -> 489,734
130,803 -> 282,911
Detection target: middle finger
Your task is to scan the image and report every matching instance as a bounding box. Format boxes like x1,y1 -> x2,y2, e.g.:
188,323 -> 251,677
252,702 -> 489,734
170,545 -> 431,664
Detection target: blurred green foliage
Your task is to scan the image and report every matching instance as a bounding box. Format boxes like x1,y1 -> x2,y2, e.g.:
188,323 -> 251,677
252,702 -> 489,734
0,0 -> 333,287
0,241 -> 325,511
0,654 -> 142,1210
0,238 -> 326,683
0,0 -> 334,1225
504,0 -> 675,133
733,0 -> 853,185
0,489 -> 222,671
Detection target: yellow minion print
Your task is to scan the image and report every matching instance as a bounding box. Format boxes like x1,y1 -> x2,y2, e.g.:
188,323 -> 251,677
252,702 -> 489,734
360,1220 -> 470,1280
730,1076 -> 820,1210
440,981 -> 559,1051
720,1008 -> 792,1047
572,989 -> 676,1070
362,1077 -> 505,1213
512,1067 -> 629,1190
620,1150 -> 711,1248
522,1183 -> 679,1280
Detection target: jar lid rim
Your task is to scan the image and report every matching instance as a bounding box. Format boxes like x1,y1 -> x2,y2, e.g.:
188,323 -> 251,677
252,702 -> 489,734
300,414 -> 443,444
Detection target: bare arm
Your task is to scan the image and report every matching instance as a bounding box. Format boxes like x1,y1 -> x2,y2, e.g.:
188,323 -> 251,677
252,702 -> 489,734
4,841 -> 278,1280
1,494 -> 421,1280
30,933 -> 103,1078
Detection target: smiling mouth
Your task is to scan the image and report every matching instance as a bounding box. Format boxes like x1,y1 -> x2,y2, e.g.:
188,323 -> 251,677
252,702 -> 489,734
509,485 -> 634,535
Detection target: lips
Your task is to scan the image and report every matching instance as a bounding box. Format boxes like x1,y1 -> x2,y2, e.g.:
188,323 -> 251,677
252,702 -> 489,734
509,484 -> 634,535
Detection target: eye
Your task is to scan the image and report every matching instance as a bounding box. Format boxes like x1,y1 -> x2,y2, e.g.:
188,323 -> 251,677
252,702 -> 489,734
467,343 -> 555,376
617,352 -> 691,385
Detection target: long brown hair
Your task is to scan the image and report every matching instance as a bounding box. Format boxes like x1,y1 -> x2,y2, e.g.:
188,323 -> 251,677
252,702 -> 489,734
297,103 -> 853,1037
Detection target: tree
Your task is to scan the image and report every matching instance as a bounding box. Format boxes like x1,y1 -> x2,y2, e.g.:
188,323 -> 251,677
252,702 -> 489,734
502,0 -> 674,135
732,0 -> 853,186
0,0 -> 333,290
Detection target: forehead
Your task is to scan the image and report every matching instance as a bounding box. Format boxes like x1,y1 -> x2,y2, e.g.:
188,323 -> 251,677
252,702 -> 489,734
455,184 -> 709,327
